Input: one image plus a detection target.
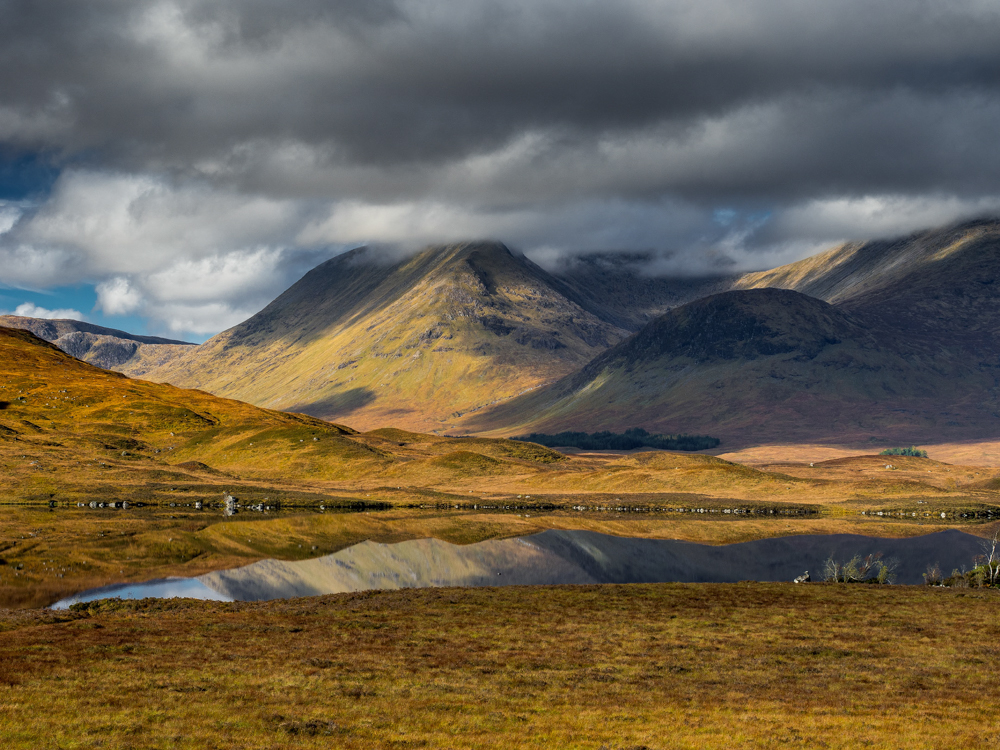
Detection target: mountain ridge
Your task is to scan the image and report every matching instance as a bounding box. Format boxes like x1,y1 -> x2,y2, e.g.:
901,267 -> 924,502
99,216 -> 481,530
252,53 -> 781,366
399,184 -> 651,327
104,217 -> 1000,444
0,315 -> 195,377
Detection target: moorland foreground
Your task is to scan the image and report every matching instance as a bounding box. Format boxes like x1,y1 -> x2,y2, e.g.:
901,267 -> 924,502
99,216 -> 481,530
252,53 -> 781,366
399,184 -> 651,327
3,585 -> 1000,749
3,323 -> 1000,747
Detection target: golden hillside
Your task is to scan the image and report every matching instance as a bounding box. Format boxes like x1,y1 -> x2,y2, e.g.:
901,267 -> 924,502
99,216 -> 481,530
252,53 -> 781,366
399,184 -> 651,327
145,242 -> 628,432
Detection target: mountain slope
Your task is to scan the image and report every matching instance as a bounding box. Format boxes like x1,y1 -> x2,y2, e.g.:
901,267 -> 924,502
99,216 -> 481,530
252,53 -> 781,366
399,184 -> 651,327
0,325 -> 396,484
0,316 -> 194,377
469,287 -> 1000,446
146,242 -> 628,432
143,218 -> 1000,445
735,219 -> 1000,338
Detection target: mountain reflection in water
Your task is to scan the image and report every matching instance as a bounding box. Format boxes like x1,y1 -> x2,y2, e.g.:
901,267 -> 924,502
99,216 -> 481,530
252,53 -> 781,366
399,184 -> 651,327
53,578 -> 233,609
53,529 -> 984,608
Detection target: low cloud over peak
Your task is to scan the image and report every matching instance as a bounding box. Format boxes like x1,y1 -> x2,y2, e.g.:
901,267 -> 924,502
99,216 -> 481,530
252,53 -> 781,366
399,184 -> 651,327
3,302 -> 85,322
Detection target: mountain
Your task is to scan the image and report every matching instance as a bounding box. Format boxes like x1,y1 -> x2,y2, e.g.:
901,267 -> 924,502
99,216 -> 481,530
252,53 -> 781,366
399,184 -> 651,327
464,219 -> 1000,446
467,282 -> 1000,447
0,316 -> 194,377
141,219 -> 1000,445
145,242 -> 632,432
735,219 -> 1000,353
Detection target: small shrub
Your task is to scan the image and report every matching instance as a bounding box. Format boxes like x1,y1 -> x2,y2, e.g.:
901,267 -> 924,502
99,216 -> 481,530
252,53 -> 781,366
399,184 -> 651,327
927,533 -> 1000,588
879,446 -> 928,458
823,552 -> 897,584
923,563 -> 944,586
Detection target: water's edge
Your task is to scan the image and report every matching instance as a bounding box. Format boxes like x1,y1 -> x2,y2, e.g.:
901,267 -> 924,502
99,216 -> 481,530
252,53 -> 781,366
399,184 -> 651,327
53,529 -> 983,609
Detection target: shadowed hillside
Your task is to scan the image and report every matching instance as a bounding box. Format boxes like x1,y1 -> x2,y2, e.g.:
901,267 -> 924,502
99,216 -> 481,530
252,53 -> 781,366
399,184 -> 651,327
736,219 -> 1000,352
469,287 -> 1000,446
145,242 -> 629,432
0,316 -> 194,377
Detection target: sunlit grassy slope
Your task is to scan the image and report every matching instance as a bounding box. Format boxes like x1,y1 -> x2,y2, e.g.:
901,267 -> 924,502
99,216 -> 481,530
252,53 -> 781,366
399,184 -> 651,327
0,326 -> 391,484
735,219 -> 1000,305
145,241 -> 628,433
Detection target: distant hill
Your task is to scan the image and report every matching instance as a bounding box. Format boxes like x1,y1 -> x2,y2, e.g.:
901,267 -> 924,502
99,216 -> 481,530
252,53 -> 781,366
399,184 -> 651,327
0,316 -> 194,377
137,218 -> 1000,445
145,242 -> 633,432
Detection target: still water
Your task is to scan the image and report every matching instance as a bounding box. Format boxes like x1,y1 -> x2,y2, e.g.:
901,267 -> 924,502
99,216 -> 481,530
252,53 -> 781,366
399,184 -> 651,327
53,578 -> 232,608
53,528 -> 984,609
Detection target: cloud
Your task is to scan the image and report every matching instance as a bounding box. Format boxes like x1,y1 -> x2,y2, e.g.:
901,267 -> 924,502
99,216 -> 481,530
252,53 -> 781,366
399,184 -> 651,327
15,171 -> 307,275
95,277 -> 142,316
748,193 -> 1000,251
7,302 -> 85,321
90,244 -> 336,335
1,0 -> 998,185
0,172 -> 337,334
0,0 -> 999,334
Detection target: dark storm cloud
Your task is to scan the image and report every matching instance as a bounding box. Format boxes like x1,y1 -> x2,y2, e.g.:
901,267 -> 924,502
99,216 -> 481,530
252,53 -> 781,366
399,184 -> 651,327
1,0 -> 1000,335
0,0 -> 998,200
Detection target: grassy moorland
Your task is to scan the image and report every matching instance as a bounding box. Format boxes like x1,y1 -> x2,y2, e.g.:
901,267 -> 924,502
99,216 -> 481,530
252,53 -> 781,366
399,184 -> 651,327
2,583 -> 999,748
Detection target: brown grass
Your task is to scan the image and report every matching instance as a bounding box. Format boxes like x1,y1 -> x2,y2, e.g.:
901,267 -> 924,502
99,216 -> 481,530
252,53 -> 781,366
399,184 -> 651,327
1,583 -> 998,748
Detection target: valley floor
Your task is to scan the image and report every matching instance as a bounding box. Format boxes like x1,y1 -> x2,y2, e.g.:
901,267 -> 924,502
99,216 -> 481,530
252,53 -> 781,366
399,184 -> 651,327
716,438 -> 1000,468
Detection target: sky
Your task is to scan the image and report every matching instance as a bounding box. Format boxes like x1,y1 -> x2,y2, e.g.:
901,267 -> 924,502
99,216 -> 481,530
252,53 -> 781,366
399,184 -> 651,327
1,0 -> 999,341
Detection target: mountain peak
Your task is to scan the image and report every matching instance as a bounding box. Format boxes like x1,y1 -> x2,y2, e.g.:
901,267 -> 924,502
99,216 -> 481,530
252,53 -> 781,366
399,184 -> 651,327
145,241 -> 629,431
603,288 -> 863,366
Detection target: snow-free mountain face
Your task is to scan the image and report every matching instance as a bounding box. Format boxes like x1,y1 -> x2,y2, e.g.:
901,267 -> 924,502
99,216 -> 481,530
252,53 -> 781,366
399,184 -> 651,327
129,218 -> 1000,445
0,316 -> 195,377
736,220 -> 1000,352
144,241 -> 637,432
468,220 -> 1000,446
